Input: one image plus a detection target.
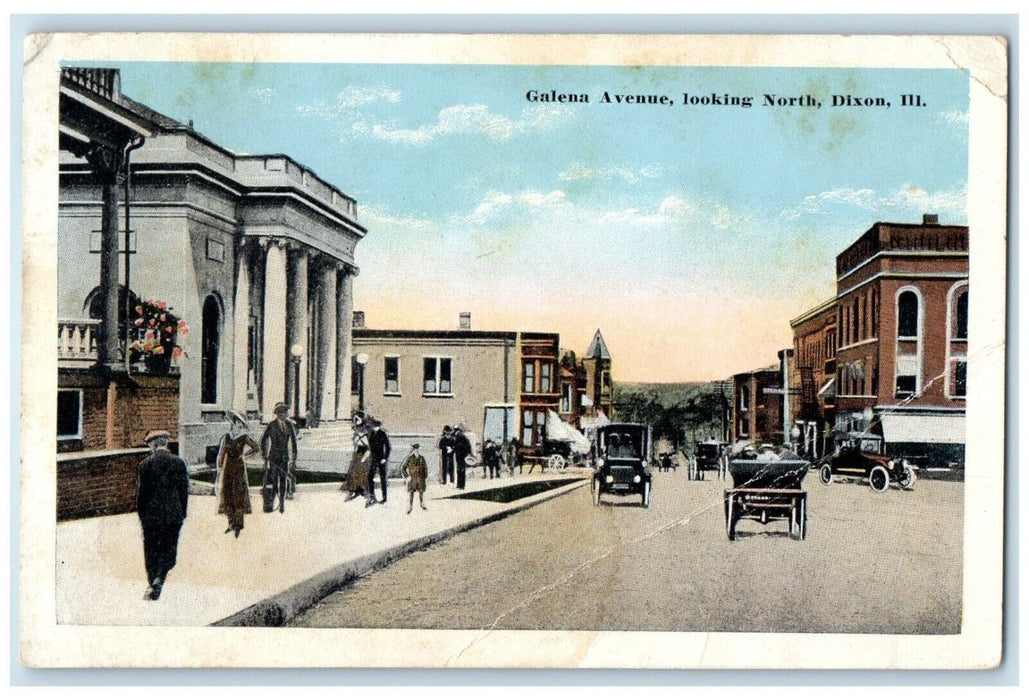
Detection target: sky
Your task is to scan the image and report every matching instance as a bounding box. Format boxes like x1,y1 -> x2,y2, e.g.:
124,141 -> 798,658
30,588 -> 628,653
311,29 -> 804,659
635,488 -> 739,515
107,62 -> 969,382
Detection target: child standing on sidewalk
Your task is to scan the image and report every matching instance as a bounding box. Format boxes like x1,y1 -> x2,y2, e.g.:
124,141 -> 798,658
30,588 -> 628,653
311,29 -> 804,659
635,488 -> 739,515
401,443 -> 428,514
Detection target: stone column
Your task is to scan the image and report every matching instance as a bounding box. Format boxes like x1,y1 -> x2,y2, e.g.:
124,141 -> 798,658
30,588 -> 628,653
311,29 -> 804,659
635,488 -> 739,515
86,144 -> 125,367
231,246 -> 251,412
261,239 -> 288,418
316,262 -> 338,423
335,267 -> 354,419
286,246 -> 309,420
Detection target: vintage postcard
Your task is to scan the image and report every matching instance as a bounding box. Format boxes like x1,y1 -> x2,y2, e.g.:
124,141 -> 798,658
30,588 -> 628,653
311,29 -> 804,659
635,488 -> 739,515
19,32 -> 1007,669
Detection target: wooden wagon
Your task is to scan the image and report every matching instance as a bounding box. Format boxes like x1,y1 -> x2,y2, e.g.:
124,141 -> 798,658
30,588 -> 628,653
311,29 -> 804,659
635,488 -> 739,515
724,458 -> 810,541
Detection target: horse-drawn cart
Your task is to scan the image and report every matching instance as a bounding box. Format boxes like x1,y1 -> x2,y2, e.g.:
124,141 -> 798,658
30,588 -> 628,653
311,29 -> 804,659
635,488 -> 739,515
724,454 -> 810,541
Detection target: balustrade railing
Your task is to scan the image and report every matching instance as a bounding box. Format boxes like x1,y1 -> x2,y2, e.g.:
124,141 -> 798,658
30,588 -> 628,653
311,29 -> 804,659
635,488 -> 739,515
58,319 -> 101,364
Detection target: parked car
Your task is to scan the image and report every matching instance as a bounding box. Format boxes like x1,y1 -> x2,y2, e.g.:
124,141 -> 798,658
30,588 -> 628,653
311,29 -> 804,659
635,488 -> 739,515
818,432 -> 916,492
591,423 -> 653,507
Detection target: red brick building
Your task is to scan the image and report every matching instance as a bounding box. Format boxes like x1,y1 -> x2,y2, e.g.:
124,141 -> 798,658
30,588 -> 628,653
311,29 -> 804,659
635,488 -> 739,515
832,217 -> 967,465
730,364 -> 783,447
789,297 -> 838,457
787,216 -> 968,467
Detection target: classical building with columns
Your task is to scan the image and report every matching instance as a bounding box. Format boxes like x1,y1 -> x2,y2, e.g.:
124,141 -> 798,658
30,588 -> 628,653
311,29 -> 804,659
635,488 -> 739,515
58,68 -> 364,465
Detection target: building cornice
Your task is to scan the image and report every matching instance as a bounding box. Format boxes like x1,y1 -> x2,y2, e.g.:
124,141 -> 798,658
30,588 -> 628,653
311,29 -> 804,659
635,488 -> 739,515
837,249 -> 970,284
837,271 -> 969,300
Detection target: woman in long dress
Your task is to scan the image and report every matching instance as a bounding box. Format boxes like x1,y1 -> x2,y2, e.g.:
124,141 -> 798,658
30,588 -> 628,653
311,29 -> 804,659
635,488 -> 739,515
343,427 -> 372,502
217,410 -> 260,538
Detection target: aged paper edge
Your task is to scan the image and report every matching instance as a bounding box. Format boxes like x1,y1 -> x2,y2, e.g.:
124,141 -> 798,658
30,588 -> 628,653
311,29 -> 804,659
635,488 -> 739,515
19,32 -> 1008,669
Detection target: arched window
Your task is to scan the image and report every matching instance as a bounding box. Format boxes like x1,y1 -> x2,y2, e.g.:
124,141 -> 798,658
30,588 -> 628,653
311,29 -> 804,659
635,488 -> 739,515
955,291 -> 968,340
897,290 -> 919,338
201,294 -> 221,404
894,288 -> 923,398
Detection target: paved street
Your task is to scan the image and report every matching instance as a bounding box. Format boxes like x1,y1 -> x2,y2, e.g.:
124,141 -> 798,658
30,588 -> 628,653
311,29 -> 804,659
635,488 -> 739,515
291,470 -> 963,634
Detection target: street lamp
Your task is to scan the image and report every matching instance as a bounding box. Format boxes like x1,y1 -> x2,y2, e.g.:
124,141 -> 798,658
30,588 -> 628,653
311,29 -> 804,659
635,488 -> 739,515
290,343 -> 304,424
355,352 -> 369,414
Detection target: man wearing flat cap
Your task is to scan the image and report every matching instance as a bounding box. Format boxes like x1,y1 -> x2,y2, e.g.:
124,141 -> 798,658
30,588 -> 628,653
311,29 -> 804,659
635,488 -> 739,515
261,402 -> 298,514
136,428 -> 189,601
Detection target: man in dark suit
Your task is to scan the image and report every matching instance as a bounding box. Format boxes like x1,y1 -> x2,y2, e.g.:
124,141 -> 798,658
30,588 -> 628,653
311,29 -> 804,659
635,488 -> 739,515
136,429 -> 189,601
261,402 -> 298,513
366,418 -> 391,506
453,424 -> 472,490
438,425 -> 455,485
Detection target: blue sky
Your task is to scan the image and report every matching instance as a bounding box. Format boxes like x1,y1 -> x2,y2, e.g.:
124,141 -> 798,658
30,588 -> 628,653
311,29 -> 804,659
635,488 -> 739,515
108,62 -> 970,381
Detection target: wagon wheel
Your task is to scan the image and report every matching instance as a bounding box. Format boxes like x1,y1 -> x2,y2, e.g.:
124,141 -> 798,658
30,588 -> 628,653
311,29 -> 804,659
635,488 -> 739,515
547,454 -> 567,472
819,463 -> 833,486
641,481 -> 651,508
868,465 -> 890,493
897,464 -> 917,490
726,495 -> 738,540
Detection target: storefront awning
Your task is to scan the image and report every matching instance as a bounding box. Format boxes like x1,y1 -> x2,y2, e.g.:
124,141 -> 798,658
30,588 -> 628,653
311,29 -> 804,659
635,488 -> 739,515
879,413 -> 965,445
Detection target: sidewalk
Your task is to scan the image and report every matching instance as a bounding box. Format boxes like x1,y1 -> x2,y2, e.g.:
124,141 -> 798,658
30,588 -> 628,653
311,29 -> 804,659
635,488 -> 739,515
55,470 -> 588,627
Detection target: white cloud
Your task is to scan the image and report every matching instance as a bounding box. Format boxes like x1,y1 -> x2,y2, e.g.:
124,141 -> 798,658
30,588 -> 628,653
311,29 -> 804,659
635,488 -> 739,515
464,189 -> 568,225
559,163 -> 665,182
296,85 -> 402,119
249,87 -> 275,103
779,184 -> 966,223
342,103 -> 577,146
939,109 -> 969,126
881,183 -> 967,219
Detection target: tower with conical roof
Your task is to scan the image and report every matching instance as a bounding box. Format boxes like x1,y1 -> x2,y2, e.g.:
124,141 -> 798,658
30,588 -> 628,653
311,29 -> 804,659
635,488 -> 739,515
582,329 -> 613,419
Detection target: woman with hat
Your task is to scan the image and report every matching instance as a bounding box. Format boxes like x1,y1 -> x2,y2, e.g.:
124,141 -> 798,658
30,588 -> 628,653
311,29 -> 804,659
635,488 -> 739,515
343,418 -> 372,504
216,410 -> 260,538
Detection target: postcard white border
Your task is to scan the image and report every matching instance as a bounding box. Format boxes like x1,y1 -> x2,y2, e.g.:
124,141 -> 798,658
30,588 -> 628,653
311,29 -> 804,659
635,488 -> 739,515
19,32 -> 1008,669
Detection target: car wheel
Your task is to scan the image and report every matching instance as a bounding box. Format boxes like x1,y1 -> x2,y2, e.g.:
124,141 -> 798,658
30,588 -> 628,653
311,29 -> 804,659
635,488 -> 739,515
819,463 -> 833,485
593,481 -> 602,506
641,482 -> 651,508
898,464 -> 917,490
869,465 -> 889,492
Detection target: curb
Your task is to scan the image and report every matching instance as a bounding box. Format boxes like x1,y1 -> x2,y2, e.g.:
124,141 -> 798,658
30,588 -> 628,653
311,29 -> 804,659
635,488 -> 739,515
212,477 -> 588,627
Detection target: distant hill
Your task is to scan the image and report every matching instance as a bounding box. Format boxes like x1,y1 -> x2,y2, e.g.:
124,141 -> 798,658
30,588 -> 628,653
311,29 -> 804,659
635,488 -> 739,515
611,381 -> 730,451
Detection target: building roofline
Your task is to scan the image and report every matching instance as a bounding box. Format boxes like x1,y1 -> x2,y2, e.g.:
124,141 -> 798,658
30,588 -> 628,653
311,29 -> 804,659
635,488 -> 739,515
789,297 -> 837,328
353,329 -> 519,341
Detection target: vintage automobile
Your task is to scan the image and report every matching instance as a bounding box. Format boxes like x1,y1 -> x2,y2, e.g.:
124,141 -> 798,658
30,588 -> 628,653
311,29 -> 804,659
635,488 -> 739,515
689,439 -> 728,480
724,450 -> 810,540
591,422 -> 653,507
817,431 -> 916,492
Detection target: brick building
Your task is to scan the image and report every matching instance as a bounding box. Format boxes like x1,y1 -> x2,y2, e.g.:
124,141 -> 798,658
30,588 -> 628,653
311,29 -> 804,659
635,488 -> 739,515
831,217 -> 967,465
730,364 -> 783,447
789,297 -> 838,457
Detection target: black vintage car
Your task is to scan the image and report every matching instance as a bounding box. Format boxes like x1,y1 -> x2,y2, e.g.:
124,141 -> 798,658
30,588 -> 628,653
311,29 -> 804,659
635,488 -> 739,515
818,431 -> 916,492
592,423 -> 653,507
690,439 -> 727,480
